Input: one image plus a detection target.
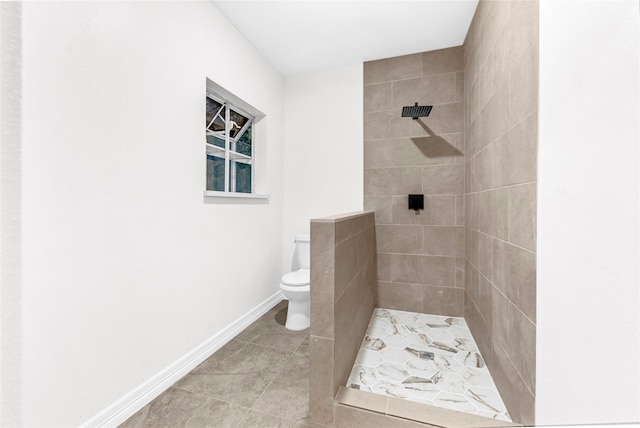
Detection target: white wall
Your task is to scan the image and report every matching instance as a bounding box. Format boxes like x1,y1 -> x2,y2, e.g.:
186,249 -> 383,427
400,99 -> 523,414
1,3 -> 23,426
20,2 -> 285,426
537,0 -> 640,424
282,65 -> 363,272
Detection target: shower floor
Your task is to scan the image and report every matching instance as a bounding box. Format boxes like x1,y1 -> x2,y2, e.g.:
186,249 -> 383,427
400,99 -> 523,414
346,308 -> 512,422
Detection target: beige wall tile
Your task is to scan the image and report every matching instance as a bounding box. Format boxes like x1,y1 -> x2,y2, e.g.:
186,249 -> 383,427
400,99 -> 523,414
493,112 -> 537,187
479,83 -> 509,148
464,116 -> 482,158
491,286 -> 511,349
477,274 -> 495,326
508,42 -> 538,128
491,288 -> 535,397
464,294 -> 493,368
455,195 -> 465,226
335,216 -> 365,245
465,261 -> 479,301
477,188 -> 508,240
422,46 -> 464,76
509,182 -> 536,251
493,0 -> 538,89
423,285 -> 464,316
424,195 -> 457,226
455,257 -> 465,288
364,82 -> 392,112
464,193 -> 478,229
364,110 -> 394,141
310,222 -> 335,338
390,254 -> 455,287
469,59 -> 493,122
364,196 -> 393,224
392,134 -> 464,167
492,239 -> 536,321
364,53 -> 423,85
364,167 -> 422,196
417,102 -> 464,136
309,336 -> 334,426
463,0 -> 538,421
465,145 -> 493,192
377,252 -> 391,281
466,228 -> 492,280
363,168 -> 390,196
393,74 -> 457,110
364,139 -> 393,169
504,304 -> 536,396
423,164 -> 465,195
335,237 -> 358,300
455,71 -> 464,103
376,224 -> 423,254
377,281 -> 423,313
478,0 -> 511,62
423,226 -> 464,257
489,188 -> 509,240
392,114 -> 430,139
392,196 -> 429,225
491,342 -> 535,426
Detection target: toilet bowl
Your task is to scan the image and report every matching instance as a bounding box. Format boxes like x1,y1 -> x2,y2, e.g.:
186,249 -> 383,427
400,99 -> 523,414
280,234 -> 311,331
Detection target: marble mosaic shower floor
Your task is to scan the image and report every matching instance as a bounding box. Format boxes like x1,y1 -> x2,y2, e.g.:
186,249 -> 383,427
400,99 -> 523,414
347,308 -> 512,422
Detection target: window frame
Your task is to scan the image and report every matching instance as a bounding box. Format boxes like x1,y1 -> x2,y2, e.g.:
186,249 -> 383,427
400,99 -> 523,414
205,79 -> 265,198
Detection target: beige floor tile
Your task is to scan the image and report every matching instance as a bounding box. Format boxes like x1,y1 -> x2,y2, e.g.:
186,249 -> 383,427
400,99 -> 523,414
252,354 -> 310,422
174,369 -> 278,408
120,387 -> 247,428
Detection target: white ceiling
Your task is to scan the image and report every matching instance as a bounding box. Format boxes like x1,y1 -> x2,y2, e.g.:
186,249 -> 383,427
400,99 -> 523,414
212,1 -> 479,77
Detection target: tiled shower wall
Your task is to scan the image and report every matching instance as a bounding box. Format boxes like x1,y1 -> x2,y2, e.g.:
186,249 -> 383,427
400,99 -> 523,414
463,0 -> 538,425
309,211 -> 377,427
363,47 -> 466,317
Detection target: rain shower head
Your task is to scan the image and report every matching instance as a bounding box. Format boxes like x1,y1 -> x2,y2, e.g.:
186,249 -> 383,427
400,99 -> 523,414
402,102 -> 432,120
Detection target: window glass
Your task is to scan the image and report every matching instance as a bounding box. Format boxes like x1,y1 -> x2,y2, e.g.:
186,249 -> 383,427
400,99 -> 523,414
235,163 -> 252,193
206,155 -> 225,192
229,109 -> 249,139
206,135 -> 225,149
206,97 -> 226,134
236,125 -> 252,157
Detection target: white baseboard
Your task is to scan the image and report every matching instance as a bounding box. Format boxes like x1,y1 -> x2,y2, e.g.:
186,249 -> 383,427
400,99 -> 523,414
81,291 -> 285,428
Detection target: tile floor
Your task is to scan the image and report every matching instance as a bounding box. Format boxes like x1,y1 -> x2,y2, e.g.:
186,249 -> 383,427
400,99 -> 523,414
346,308 -> 512,422
120,300 -> 324,428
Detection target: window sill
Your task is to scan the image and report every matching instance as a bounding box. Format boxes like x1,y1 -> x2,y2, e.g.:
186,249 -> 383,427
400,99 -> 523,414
203,191 -> 270,200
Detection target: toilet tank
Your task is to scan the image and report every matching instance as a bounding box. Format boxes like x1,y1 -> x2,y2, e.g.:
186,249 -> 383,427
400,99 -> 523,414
294,233 -> 311,270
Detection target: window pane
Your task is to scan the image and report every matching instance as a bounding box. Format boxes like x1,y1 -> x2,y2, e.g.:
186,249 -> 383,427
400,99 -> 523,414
206,155 -> 225,192
229,109 -> 249,139
206,135 -> 225,149
235,162 -> 252,193
236,125 -> 252,157
206,97 -> 223,127
206,98 -> 226,134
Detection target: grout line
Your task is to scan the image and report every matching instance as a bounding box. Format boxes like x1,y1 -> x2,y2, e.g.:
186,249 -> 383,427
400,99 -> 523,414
249,351 -> 296,412
171,384 -> 253,411
465,226 -> 536,255
463,179 -> 537,195
494,339 -> 536,399
490,283 -> 536,327
464,249 -> 537,327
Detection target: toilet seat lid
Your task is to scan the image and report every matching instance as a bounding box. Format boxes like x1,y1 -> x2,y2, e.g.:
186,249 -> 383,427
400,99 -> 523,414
282,269 -> 310,286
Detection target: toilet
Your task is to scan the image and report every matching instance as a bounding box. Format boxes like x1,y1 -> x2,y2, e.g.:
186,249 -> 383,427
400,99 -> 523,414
280,234 -> 310,331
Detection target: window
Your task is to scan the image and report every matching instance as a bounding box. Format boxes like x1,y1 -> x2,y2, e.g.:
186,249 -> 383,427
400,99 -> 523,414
205,79 -> 264,195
